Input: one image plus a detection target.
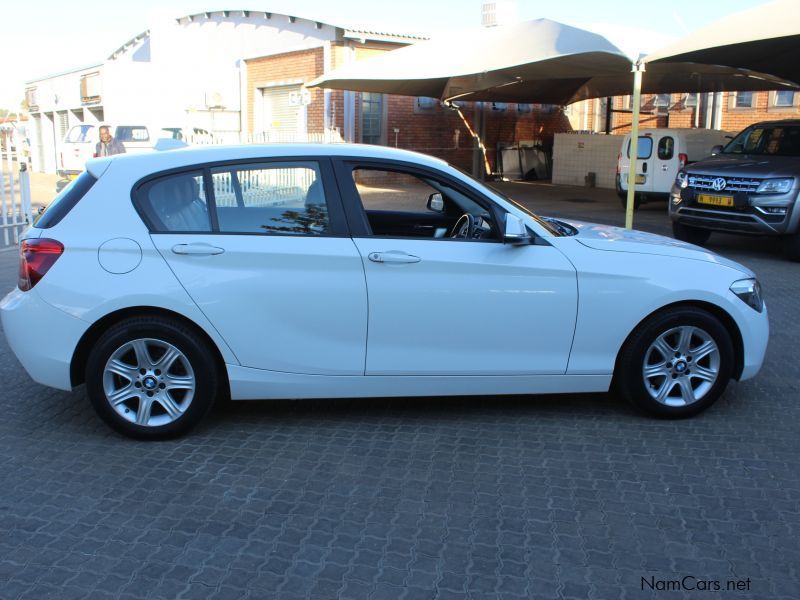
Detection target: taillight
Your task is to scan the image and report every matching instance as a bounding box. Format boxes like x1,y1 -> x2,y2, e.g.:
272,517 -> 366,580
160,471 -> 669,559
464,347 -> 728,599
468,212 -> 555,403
616,152 -> 621,175
18,239 -> 64,291
678,153 -> 688,170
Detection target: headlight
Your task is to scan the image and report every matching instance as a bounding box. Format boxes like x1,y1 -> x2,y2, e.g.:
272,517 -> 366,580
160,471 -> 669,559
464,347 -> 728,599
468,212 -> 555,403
756,178 -> 793,194
675,171 -> 688,189
730,278 -> 764,312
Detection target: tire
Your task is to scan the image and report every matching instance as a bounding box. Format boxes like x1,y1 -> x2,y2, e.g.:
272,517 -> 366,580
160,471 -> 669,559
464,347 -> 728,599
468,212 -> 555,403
616,307 -> 734,419
672,220 -> 711,246
783,232 -> 800,262
619,192 -> 641,210
85,316 -> 219,440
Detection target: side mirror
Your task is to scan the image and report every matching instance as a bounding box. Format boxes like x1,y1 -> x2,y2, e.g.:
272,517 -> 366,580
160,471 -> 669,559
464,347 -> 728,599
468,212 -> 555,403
427,192 -> 444,213
503,213 -> 532,245
710,145 -> 723,155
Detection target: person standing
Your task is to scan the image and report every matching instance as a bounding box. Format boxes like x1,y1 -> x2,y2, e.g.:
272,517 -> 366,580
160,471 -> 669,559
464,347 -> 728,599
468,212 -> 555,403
96,126 -> 126,157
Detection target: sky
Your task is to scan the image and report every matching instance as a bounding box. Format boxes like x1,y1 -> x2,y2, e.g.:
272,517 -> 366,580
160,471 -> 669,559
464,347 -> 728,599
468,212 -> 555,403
0,0 -> 772,109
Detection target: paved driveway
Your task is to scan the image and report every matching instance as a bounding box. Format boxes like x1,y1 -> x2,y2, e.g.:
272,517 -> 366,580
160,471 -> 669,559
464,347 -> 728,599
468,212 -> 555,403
0,183 -> 797,599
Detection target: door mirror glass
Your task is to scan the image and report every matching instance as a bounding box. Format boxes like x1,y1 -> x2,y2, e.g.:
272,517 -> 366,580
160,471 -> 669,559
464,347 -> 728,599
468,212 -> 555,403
503,213 -> 531,245
710,144 -> 723,156
427,192 -> 444,213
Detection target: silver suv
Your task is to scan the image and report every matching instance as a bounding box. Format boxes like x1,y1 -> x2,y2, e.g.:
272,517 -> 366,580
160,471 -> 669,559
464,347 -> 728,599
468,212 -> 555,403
669,120 -> 800,261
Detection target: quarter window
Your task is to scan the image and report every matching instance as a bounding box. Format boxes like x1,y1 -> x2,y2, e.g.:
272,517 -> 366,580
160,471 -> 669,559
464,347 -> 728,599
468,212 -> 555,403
212,162 -> 329,235
137,171 -> 211,232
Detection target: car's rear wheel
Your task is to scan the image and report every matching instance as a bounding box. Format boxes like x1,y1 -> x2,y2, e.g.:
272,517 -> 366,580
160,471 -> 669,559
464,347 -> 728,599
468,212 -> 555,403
617,307 -> 734,418
85,317 -> 219,439
783,231 -> 800,262
672,221 -> 711,246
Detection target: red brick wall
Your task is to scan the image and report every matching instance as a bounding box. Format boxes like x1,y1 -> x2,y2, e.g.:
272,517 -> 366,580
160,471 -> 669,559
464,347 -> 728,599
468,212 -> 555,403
248,42 -> 584,173
608,91 -> 799,134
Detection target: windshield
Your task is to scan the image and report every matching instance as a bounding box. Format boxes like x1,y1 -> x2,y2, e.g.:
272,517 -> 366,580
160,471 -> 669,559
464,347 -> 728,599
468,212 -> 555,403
723,124 -> 800,157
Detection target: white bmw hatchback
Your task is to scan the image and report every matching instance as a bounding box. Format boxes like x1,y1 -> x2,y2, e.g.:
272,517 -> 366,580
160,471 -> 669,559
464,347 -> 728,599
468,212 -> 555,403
2,145 -> 768,439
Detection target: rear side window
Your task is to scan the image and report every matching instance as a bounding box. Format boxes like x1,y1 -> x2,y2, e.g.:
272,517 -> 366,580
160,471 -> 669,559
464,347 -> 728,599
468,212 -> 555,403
34,171 -> 97,229
657,136 -> 674,160
115,126 -> 150,142
627,136 -> 653,159
212,161 -> 330,235
135,171 -> 212,232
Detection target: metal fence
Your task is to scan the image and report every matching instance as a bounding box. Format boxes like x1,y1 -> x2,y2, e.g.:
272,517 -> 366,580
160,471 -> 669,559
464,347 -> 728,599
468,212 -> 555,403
0,146 -> 33,249
184,130 -> 345,146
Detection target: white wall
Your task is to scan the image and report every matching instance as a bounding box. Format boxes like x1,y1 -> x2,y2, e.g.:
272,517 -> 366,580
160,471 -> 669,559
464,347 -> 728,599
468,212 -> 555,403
552,133 -> 623,189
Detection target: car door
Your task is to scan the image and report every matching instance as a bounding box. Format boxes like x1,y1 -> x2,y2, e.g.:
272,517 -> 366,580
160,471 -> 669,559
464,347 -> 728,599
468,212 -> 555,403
138,158 -> 368,375
335,160 -> 578,376
653,134 -> 677,193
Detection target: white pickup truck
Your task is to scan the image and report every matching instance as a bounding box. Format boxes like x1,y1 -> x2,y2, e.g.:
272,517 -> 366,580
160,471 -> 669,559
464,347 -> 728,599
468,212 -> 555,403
59,125 -> 210,180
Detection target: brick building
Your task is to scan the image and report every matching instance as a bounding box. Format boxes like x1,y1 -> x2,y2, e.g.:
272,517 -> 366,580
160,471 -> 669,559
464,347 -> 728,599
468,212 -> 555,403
578,90 -> 799,135
244,30 -> 574,176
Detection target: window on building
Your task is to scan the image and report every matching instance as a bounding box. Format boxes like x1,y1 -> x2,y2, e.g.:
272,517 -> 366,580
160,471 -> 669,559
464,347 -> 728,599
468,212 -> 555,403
774,91 -> 796,107
684,93 -> 698,107
491,102 -> 507,112
517,103 -> 532,113
655,94 -> 671,112
415,97 -> 437,111
735,91 -> 754,108
361,93 -> 384,145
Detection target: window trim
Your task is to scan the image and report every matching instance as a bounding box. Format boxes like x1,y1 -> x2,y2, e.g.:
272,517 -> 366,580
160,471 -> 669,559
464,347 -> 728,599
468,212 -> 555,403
331,157 -> 506,243
131,157 -> 351,237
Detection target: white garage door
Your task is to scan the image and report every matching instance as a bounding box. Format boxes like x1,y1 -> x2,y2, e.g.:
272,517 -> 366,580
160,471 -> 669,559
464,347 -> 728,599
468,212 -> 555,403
261,85 -> 303,138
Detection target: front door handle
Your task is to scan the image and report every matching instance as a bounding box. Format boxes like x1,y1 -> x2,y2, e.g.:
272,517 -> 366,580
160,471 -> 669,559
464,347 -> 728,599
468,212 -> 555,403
368,251 -> 421,264
171,243 -> 225,256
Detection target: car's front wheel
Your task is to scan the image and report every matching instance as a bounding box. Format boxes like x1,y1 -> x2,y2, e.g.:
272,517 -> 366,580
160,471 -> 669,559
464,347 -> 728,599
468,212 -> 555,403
616,307 -> 734,418
672,221 -> 711,246
85,317 -> 219,439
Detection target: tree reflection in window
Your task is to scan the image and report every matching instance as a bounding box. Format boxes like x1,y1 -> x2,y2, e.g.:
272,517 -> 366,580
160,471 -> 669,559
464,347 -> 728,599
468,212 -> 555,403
261,204 -> 329,235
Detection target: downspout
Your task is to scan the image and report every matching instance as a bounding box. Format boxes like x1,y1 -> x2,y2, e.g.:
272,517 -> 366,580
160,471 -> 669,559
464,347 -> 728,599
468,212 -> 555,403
322,42 -> 331,138
625,60 -> 645,230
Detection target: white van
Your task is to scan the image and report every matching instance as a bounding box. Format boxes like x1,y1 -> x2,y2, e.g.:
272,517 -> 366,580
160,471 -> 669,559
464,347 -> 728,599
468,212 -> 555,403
59,124 -> 154,179
616,128 -> 732,209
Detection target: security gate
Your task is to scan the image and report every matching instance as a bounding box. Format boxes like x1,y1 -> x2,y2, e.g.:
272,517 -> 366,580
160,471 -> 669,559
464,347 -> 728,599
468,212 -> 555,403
0,143 -> 33,248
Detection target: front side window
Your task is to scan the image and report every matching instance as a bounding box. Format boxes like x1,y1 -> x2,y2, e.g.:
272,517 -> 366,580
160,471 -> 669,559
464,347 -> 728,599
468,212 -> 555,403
657,136 -> 675,160
65,125 -> 94,143
213,162 -> 329,235
137,171 -> 211,232
350,167 -> 497,240
723,125 -> 800,156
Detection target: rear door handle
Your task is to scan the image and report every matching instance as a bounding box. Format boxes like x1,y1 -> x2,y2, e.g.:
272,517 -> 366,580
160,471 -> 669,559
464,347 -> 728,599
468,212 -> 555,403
171,243 -> 225,256
367,251 -> 421,264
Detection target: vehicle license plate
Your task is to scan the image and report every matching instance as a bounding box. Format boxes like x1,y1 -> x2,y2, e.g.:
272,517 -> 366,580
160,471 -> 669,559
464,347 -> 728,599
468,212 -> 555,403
697,194 -> 734,207
626,174 -> 645,185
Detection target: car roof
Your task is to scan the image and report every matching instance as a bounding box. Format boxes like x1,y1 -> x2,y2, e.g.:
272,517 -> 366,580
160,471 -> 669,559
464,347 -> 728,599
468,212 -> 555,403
87,143 -> 450,179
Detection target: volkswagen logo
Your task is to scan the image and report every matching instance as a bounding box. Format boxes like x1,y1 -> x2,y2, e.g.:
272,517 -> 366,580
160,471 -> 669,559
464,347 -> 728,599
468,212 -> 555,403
711,177 -> 727,191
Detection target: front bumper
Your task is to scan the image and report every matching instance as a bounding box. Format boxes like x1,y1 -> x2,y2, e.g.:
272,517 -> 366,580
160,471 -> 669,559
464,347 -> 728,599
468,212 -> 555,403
669,186 -> 799,235
0,287 -> 88,390
733,297 -> 769,381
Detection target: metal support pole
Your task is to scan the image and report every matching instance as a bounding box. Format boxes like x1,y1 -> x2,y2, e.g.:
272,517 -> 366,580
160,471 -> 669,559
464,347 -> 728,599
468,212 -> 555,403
20,163 -> 32,225
0,144 -> 8,245
625,61 -> 645,230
